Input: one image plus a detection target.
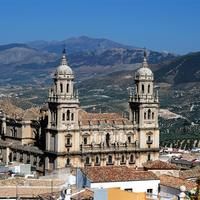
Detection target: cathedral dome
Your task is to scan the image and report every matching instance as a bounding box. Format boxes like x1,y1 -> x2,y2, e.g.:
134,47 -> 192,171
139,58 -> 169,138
135,50 -> 153,79
55,50 -> 73,76
135,67 -> 153,77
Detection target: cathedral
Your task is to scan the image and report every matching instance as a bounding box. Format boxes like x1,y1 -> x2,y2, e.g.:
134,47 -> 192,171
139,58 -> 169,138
0,49 -> 159,173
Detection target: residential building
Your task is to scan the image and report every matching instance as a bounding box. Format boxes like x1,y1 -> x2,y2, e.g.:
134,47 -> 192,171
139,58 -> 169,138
76,166 -> 160,196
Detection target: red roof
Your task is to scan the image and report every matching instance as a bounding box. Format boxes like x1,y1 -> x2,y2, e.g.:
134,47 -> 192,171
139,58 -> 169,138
82,166 -> 159,183
143,160 -> 178,170
160,175 -> 196,190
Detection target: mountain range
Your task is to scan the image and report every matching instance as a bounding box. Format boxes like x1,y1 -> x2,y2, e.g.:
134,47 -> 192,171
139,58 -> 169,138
0,36 -> 177,86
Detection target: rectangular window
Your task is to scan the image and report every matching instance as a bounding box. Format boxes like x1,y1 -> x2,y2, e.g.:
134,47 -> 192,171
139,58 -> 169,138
84,137 -> 87,145
147,189 -> 153,194
67,138 -> 70,145
62,113 -> 65,121
125,188 -> 132,192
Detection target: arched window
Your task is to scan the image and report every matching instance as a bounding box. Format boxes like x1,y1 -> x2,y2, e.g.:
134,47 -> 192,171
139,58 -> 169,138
128,136 -> 131,143
130,154 -> 134,163
83,137 -> 87,145
144,112 -> 146,120
60,83 -> 63,93
142,84 -> 145,94
62,113 -> 65,121
106,133 -> 110,147
121,155 -> 125,163
108,155 -> 112,164
148,153 -> 151,161
152,112 -> 154,119
95,156 -> 99,164
148,109 -> 151,120
67,110 -> 70,121
67,84 -> 69,93
136,84 -> 138,93
86,157 -> 90,165
71,113 -> 74,121
148,84 -> 150,93
66,158 -> 70,166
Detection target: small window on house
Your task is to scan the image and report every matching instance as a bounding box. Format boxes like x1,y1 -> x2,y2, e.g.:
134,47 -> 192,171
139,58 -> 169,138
144,112 -> 146,120
148,135 -> 151,141
128,136 -> 131,143
85,157 -> 90,165
125,188 -> 133,192
67,83 -> 69,93
67,110 -> 70,121
62,113 -> 65,121
71,113 -> 74,121
142,84 -> 145,94
60,83 -> 63,93
147,189 -> 153,194
83,137 -> 87,145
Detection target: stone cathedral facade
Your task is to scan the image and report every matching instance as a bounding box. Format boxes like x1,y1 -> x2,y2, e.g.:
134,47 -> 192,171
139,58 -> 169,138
44,50 -> 159,170
0,50 -> 159,173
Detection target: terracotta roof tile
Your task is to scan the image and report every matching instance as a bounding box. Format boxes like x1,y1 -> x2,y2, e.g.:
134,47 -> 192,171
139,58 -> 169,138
78,110 -> 131,126
143,160 -> 178,170
160,174 -> 196,190
71,189 -> 94,200
82,166 -> 159,183
180,166 -> 200,179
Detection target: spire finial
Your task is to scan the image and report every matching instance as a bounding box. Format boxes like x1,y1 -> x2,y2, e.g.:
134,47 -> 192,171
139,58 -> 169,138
142,48 -> 148,68
144,48 -> 147,58
61,48 -> 68,65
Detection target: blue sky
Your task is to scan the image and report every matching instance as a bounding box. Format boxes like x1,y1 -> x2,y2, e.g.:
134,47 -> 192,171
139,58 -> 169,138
0,0 -> 199,54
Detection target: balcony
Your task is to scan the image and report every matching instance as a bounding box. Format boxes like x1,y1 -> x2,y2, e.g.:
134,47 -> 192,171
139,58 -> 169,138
81,143 -> 137,154
146,140 -> 153,144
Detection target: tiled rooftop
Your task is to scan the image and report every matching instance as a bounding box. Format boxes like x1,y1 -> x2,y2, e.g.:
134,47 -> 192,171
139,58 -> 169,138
143,160 -> 178,170
179,166 -> 200,179
78,110 -> 132,126
71,188 -> 94,200
82,166 -> 159,183
0,178 -> 64,197
160,174 -> 197,191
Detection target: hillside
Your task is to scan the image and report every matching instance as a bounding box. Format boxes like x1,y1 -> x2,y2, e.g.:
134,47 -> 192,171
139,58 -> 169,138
155,52 -> 200,85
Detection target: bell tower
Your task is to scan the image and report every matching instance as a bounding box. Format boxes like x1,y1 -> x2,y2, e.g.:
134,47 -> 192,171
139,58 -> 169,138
129,50 -> 159,162
45,49 -> 79,170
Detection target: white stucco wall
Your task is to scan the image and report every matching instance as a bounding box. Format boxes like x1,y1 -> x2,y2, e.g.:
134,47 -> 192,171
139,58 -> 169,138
90,179 -> 160,195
